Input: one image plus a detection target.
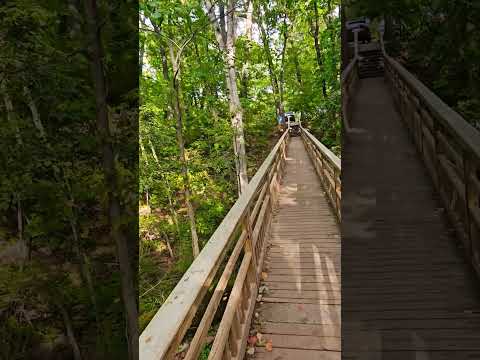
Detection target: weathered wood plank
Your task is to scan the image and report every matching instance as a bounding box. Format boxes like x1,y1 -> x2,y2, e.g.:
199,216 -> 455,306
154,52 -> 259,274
139,132 -> 288,360
251,137 -> 341,359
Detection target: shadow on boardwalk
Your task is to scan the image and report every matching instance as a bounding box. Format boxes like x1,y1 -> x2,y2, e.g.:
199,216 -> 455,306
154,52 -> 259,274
342,77 -> 480,360
251,137 -> 341,360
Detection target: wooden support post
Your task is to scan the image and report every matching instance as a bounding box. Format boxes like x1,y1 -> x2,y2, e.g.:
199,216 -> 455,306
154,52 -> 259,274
243,209 -> 258,286
183,230 -> 248,360
208,253 -> 252,360
464,153 -> 472,257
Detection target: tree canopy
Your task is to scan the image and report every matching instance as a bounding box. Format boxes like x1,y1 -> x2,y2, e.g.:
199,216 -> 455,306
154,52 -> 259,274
139,0 -> 341,334
347,0 -> 480,129
0,1 -> 138,358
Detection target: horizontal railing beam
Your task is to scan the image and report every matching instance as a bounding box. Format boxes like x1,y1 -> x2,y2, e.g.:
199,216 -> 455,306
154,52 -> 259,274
384,52 -> 480,279
384,55 -> 480,159
302,128 -> 341,171
140,131 -> 288,360
300,127 -> 341,221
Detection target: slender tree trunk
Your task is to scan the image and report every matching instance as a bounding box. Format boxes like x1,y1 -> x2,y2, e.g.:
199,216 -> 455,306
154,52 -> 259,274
3,81 -> 26,265
17,197 -> 27,267
2,81 -> 22,145
148,137 -> 180,258
139,34 -> 145,74
240,0 -> 254,98
23,87 -> 46,139
168,43 -> 200,258
311,0 -> 327,98
56,299 -> 83,360
291,40 -> 303,85
279,15 -> 289,110
258,14 -> 283,116
225,0 -> 248,193
245,0 -> 254,40
83,2 -> 138,359
24,82 -> 102,335
341,4 -> 348,71
205,0 -> 249,194
69,216 -> 101,333
139,136 -> 150,207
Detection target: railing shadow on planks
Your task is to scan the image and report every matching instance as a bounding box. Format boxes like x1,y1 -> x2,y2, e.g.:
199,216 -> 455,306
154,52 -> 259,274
383,54 -> 480,279
140,128 -> 341,360
342,40 -> 480,279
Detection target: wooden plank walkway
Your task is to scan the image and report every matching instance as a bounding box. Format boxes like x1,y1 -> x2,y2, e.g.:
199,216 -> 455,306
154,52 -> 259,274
250,137 -> 341,360
342,77 -> 480,359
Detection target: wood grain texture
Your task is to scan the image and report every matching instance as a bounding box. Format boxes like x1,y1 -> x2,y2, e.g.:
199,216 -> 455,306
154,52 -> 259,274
342,76 -> 480,359
250,137 -> 341,359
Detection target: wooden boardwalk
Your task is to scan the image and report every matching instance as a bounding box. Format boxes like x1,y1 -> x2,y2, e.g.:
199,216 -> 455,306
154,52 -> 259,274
251,137 -> 341,360
342,77 -> 480,359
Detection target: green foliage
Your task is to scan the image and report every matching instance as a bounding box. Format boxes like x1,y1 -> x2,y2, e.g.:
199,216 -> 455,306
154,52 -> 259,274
349,0 -> 480,129
139,0 -> 341,333
0,0 -> 137,358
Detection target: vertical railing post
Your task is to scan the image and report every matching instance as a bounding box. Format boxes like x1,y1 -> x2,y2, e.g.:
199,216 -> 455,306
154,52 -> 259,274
243,208 -> 259,287
353,28 -> 360,58
333,167 -> 340,219
463,153 -> 472,258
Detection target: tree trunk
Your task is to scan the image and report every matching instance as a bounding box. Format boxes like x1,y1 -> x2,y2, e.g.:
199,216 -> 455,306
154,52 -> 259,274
205,0 -> 249,194
279,15 -> 289,110
245,0 -> 254,40
83,2 -> 138,359
23,79 -> 103,341
69,216 -> 101,334
23,87 -> 46,139
311,0 -> 327,98
240,0 -> 254,98
291,41 -> 303,86
341,3 -> 348,71
258,13 -> 283,117
56,299 -> 83,360
17,197 -> 27,267
2,81 -> 22,145
139,32 -> 145,75
168,43 -> 200,258
24,80 -> 102,336
148,137 -> 181,256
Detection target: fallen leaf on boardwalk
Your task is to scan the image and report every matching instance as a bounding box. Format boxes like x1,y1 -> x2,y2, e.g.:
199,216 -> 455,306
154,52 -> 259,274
261,272 -> 268,280
247,335 -> 257,346
178,342 -> 189,352
258,285 -> 269,294
297,304 -> 304,311
246,346 -> 255,356
256,294 -> 263,302
256,332 -> 265,346
265,340 -> 273,352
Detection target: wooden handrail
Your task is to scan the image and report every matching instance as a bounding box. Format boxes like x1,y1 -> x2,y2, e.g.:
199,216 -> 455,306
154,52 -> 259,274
384,53 -> 480,278
302,128 -> 341,170
140,131 -> 289,360
385,55 -> 480,159
301,128 -> 342,221
341,56 -> 357,134
341,55 -> 358,84
341,56 -> 366,135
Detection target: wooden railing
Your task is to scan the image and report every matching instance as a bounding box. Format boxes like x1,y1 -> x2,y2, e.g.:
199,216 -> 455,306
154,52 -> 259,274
140,132 -> 289,360
342,56 -> 364,135
384,54 -> 480,278
302,128 -> 342,221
